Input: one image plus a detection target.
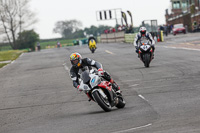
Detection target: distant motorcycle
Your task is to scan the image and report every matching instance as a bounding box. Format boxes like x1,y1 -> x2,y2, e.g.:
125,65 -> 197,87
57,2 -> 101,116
88,37 -> 97,53
79,67 -> 125,112
138,40 -> 154,67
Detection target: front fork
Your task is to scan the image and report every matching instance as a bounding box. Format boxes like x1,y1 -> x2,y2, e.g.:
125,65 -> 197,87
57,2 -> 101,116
139,48 -> 153,61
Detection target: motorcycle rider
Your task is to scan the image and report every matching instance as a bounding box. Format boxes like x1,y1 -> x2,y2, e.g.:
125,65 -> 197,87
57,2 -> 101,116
88,36 -> 97,46
134,27 -> 155,58
69,52 -> 120,93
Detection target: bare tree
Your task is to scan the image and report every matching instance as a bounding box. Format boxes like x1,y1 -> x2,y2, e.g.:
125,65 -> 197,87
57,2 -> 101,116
0,0 -> 37,49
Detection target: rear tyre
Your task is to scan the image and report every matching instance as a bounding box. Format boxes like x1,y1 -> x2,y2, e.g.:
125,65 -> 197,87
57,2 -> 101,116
92,90 -> 112,112
116,96 -> 126,108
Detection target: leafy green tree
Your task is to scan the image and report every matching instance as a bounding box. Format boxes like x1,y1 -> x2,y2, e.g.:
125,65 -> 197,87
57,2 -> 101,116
53,20 -> 82,39
16,30 -> 39,50
84,25 -> 112,36
53,19 -> 114,39
73,29 -> 85,38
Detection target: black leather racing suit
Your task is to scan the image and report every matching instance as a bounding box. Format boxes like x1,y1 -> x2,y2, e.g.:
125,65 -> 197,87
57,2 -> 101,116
70,58 -> 114,89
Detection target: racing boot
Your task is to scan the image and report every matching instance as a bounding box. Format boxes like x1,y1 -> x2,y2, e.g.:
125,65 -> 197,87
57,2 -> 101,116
151,52 -> 154,59
136,48 -> 140,58
110,79 -> 121,94
152,46 -> 155,59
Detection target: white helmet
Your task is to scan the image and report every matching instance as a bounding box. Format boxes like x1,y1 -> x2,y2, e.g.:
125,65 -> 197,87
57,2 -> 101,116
139,27 -> 147,35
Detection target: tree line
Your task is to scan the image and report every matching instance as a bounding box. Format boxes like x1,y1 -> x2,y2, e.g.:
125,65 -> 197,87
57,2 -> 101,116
53,19 -> 112,39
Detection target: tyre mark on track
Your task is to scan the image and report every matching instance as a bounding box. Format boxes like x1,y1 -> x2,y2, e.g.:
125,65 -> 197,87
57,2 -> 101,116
0,100 -> 89,111
162,46 -> 200,51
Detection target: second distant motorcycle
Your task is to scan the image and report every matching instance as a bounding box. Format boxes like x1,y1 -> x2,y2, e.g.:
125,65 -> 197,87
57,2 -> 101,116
88,37 -> 97,53
138,40 -> 154,67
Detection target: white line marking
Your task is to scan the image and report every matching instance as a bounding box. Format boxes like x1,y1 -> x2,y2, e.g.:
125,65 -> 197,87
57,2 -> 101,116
129,84 -> 139,87
63,63 -> 69,71
105,50 -> 115,55
0,63 -> 10,70
112,123 -> 152,133
19,53 -> 24,57
11,60 -> 15,64
138,94 -> 148,102
0,60 -> 11,63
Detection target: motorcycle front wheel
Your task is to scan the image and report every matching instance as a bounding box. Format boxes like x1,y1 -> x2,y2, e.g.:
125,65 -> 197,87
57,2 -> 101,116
143,53 -> 150,67
92,90 -> 112,112
91,49 -> 95,53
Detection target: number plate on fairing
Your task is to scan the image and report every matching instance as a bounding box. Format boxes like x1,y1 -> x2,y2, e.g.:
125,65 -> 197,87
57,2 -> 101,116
140,45 -> 151,51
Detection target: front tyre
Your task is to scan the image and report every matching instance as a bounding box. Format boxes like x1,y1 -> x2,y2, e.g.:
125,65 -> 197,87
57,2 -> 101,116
90,48 -> 95,53
92,90 -> 112,112
143,53 -> 150,67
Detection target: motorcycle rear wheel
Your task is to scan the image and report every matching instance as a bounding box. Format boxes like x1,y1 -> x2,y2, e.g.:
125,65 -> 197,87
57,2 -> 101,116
116,96 -> 126,108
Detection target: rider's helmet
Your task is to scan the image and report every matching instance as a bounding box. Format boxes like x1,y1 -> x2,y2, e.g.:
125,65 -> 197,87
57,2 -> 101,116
89,39 -> 95,44
70,52 -> 82,67
139,27 -> 147,36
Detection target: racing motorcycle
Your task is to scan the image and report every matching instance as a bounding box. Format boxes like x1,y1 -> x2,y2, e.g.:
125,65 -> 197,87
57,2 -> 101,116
88,37 -> 97,53
138,40 -> 154,67
79,68 -> 126,112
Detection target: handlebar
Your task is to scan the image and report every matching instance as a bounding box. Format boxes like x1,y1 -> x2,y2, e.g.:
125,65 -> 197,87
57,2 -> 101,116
90,69 -> 98,75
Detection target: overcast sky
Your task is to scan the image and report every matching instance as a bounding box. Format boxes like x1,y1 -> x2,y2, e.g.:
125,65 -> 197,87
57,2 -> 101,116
30,0 -> 171,39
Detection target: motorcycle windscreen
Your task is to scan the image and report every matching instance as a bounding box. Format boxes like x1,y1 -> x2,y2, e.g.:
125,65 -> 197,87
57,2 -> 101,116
81,70 -> 91,84
139,38 -> 149,45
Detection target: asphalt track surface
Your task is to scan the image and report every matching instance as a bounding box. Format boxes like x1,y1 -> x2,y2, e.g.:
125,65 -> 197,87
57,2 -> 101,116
0,33 -> 200,133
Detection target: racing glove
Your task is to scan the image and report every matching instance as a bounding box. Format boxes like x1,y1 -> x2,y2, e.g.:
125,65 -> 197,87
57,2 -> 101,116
77,85 -> 83,92
98,68 -> 104,76
135,46 -> 139,53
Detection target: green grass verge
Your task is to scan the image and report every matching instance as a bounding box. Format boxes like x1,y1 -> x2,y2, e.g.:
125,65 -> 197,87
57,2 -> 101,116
39,38 -> 86,49
0,38 -> 87,51
0,63 -> 8,68
0,50 -> 26,62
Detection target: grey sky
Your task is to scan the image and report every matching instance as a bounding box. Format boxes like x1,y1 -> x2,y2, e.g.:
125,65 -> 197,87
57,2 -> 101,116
30,0 -> 171,39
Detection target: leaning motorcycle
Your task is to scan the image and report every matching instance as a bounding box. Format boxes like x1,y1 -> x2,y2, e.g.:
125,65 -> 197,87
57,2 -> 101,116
79,68 -> 125,112
88,37 -> 97,53
138,40 -> 154,67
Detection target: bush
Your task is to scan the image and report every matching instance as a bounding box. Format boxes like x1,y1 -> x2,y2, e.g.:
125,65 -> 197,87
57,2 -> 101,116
16,30 -> 39,50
